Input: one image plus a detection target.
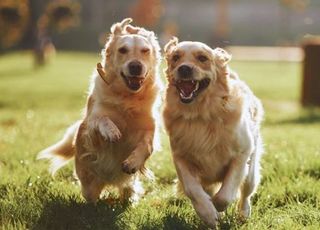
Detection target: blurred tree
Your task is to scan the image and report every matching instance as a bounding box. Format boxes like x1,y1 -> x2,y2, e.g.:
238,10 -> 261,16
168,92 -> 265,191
129,0 -> 163,27
34,0 -> 80,66
45,0 -> 80,32
280,0 -> 309,12
0,0 -> 30,49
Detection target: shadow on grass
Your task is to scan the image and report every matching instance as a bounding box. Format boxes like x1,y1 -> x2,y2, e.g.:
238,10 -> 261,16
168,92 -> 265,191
161,214 -> 204,230
0,101 -> 14,109
161,199 -> 202,230
33,195 -> 128,230
304,167 -> 320,180
269,109 -> 320,125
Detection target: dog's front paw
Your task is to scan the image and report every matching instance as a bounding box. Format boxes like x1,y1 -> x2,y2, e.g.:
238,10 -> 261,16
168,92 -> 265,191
238,197 -> 251,219
98,118 -> 122,142
202,211 -> 219,229
121,154 -> 143,174
196,204 -> 219,229
212,192 -> 234,212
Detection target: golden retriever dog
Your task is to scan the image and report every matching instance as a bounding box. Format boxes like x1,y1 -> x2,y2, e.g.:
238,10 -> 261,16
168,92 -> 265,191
163,38 -> 264,227
38,18 -> 162,203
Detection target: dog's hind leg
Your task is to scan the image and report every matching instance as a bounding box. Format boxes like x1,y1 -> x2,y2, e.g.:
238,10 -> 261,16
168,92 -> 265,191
75,121 -> 105,203
76,163 -> 105,203
81,178 -> 105,203
238,135 -> 263,218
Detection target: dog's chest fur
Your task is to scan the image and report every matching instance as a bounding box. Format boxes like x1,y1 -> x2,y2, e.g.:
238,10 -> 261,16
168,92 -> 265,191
168,116 -> 239,183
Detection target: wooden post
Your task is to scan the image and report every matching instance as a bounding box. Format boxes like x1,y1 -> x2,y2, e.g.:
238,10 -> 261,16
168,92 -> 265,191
302,39 -> 320,106
216,0 -> 229,39
214,0 -> 229,47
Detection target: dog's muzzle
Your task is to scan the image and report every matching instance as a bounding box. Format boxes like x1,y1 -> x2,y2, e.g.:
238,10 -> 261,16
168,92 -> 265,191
121,61 -> 146,91
174,65 -> 211,103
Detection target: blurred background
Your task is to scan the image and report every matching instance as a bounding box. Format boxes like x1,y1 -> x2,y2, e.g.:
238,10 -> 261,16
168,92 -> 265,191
1,0 -> 319,104
1,0 -> 320,51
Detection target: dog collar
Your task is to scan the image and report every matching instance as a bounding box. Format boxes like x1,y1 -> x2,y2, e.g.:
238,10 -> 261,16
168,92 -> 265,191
96,63 -> 110,85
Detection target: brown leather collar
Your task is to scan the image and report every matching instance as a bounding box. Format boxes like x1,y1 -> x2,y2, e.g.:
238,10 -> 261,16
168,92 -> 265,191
96,62 -> 110,85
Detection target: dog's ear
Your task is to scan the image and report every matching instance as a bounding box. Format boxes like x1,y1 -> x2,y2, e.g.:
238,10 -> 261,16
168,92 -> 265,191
125,24 -> 140,34
164,37 -> 178,56
213,48 -> 231,67
104,18 -> 132,59
111,18 -> 133,35
213,48 -> 232,90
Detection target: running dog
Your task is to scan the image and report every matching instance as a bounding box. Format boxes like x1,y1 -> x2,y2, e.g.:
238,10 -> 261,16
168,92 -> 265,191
163,37 -> 264,227
38,18 -> 162,203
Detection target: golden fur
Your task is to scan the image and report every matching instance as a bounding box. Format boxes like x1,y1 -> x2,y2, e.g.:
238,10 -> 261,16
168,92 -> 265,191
163,38 -> 264,227
38,18 -> 162,203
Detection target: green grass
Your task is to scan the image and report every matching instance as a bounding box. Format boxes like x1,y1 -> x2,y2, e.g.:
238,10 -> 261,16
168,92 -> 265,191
0,52 -> 320,229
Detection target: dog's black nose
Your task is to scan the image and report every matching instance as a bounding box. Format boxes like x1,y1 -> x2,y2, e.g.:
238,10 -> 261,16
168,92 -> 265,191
128,61 -> 142,76
178,65 -> 193,78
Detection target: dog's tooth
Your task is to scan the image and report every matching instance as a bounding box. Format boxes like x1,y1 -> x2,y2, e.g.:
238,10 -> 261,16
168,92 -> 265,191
180,91 -> 193,99
180,92 -> 187,99
195,81 -> 199,90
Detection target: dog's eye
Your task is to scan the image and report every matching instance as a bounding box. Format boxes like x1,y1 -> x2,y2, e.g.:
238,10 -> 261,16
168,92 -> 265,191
172,54 -> 180,62
141,48 -> 150,54
118,47 -> 128,54
197,55 -> 208,62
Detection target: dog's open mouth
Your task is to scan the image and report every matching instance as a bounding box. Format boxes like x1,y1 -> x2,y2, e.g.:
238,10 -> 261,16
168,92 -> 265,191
121,72 -> 145,91
175,78 -> 211,103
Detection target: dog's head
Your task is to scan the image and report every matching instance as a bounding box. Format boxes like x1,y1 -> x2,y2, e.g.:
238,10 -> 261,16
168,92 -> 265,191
100,18 -> 160,93
164,37 -> 231,103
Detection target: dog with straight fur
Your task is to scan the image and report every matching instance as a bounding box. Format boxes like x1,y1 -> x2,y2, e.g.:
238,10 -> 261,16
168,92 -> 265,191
38,18 -> 162,203
163,37 -> 264,228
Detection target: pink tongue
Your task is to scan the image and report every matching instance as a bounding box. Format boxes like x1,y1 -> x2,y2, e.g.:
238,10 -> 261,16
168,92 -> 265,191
129,78 -> 141,85
178,81 -> 196,96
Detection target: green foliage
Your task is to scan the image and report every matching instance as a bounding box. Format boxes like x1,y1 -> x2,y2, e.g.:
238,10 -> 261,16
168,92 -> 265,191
0,52 -> 319,229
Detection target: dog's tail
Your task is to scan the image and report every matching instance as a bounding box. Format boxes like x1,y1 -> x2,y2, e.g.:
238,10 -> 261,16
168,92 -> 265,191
37,121 -> 81,175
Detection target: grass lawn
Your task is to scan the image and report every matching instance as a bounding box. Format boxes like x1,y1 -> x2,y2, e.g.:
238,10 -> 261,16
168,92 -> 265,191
0,52 -> 319,229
